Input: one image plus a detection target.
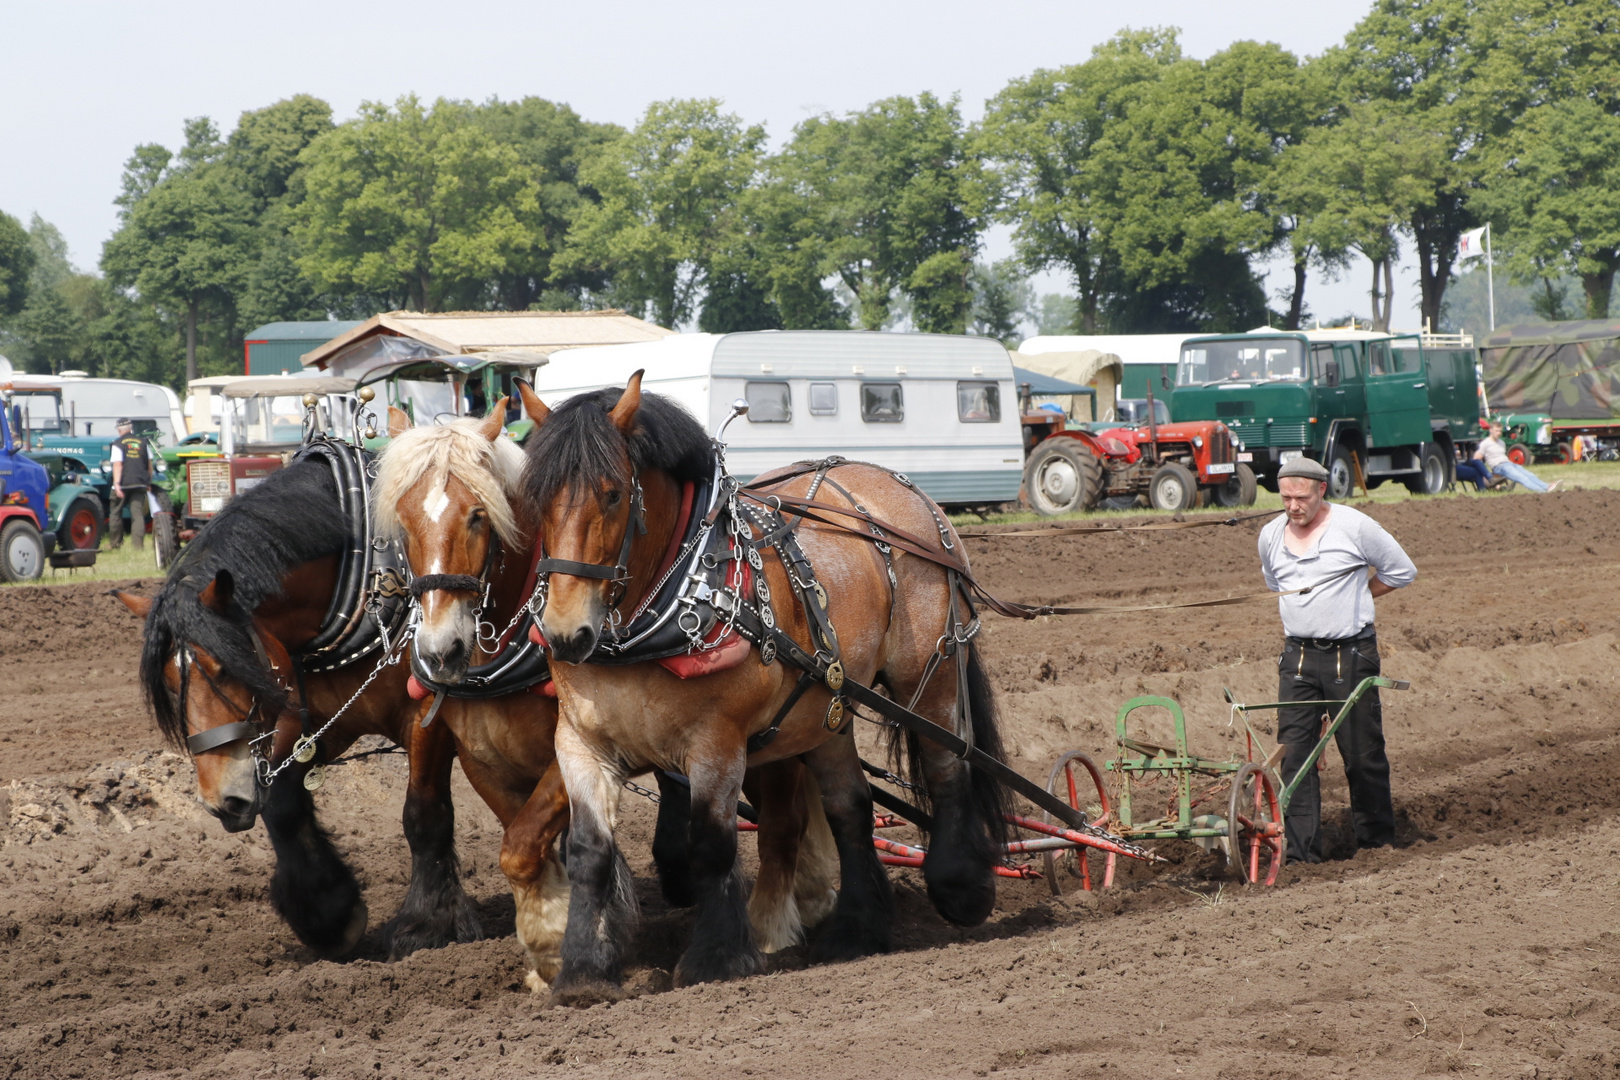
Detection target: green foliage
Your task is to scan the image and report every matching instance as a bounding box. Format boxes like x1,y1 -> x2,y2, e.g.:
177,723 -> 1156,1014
769,92 -> 984,333
557,98 -> 765,328
1034,293 -> 1080,336
969,260 -> 1034,346
0,210 -> 33,318
294,95 -> 542,313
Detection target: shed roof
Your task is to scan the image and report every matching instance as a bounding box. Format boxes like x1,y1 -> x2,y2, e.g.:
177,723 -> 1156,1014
246,320 -> 364,342
300,310 -> 673,370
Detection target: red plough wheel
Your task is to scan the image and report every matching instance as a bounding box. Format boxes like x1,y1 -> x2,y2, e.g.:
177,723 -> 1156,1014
1041,750 -> 1115,895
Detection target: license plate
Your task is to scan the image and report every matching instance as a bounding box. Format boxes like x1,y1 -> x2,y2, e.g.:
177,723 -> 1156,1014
1237,452 -> 1252,462
1206,462 -> 1235,475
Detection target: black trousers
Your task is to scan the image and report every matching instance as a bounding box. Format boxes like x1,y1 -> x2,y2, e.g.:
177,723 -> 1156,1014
1276,633 -> 1395,862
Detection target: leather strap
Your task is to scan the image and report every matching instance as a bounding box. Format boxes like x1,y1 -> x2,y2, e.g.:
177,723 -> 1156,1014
410,573 -> 485,595
533,558 -> 626,582
186,720 -> 259,756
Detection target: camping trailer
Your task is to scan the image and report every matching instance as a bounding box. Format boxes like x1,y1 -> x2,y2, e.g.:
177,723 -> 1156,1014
533,331 -> 1026,507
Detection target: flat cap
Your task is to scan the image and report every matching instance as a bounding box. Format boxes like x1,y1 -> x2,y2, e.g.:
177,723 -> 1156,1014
1277,457 -> 1329,481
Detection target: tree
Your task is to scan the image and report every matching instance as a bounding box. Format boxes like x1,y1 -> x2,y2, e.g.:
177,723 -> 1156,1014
968,260 -> 1034,345
0,209 -> 33,318
474,97 -> 625,310
102,120 -> 255,381
769,92 -> 984,333
1476,98 -> 1620,317
293,95 -> 542,313
556,99 -> 764,328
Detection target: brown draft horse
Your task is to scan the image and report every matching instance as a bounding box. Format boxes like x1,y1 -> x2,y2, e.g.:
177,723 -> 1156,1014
118,456 -> 478,959
511,375 -> 1010,1003
375,403 -> 838,993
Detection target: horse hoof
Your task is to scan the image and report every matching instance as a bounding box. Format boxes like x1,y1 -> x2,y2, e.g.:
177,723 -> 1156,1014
524,970 -> 549,995
337,899 -> 370,955
926,877 -> 995,928
808,918 -> 891,965
550,979 -> 628,1008
673,945 -> 765,987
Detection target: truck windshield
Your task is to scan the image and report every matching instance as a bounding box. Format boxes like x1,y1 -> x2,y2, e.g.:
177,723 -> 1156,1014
11,391 -> 64,434
1178,340 -> 1306,386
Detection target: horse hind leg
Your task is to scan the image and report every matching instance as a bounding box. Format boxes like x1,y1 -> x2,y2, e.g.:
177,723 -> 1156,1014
651,770 -> 695,908
790,767 -> 839,930
390,720 -> 484,959
743,759 -> 812,953
262,765 -> 368,957
904,643 -> 1007,928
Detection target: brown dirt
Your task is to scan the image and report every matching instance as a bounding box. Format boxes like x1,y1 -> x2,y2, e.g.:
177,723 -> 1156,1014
4,489 -> 1620,1079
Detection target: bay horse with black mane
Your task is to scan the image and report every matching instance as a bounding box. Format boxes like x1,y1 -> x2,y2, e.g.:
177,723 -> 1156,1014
117,455 -> 480,959
373,403 -> 838,990
508,373 -> 1009,1003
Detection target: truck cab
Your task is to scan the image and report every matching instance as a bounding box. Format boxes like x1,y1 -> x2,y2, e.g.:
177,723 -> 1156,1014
0,398 -> 54,580
1170,329 -> 1476,499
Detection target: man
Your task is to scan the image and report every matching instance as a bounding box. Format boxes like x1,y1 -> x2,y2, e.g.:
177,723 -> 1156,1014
108,418 -> 151,549
1258,457 -> 1417,863
1475,421 -> 1562,492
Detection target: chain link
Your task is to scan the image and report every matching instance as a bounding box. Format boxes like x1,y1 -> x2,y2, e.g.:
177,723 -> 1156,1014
622,778 -> 662,804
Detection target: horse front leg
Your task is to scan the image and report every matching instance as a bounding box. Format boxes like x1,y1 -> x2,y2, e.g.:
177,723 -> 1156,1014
498,761 -> 571,993
390,715 -> 484,958
802,734 -> 893,964
652,770 -> 695,907
262,761 -> 368,957
552,716 -> 638,1006
674,746 -> 762,986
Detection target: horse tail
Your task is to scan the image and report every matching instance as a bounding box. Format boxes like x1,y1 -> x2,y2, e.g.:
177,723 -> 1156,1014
963,640 -> 1012,852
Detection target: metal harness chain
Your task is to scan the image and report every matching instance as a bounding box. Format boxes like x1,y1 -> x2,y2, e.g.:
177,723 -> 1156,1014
256,611 -> 416,788
622,778 -> 663,805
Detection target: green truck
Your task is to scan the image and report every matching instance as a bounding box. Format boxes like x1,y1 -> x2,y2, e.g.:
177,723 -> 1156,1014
1169,330 -> 1482,499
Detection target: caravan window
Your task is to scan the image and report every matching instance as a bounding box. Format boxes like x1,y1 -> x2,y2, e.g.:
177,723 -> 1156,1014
956,381 -> 1000,423
745,381 -> 791,423
861,383 -> 904,423
808,382 -> 838,416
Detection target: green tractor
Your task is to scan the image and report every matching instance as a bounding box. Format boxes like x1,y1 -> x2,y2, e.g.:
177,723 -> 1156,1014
353,357 -> 545,449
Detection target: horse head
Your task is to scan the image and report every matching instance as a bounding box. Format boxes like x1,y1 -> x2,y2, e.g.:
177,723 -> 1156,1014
117,578 -> 300,832
375,402 -> 527,684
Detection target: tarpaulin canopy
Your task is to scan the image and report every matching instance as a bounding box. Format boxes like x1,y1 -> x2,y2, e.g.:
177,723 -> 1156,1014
1012,366 -> 1094,396
1482,318 -> 1620,420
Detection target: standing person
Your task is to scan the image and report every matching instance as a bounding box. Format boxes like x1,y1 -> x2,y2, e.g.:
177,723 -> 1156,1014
108,418 -> 151,550
1476,421 -> 1562,492
1258,457 -> 1417,863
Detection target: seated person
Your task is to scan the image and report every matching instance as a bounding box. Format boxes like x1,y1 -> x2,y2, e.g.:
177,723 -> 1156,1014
1477,421 -> 1562,492
1454,457 -> 1491,490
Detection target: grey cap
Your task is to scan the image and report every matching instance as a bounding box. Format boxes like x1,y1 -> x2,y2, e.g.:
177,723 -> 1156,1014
1277,457 -> 1329,482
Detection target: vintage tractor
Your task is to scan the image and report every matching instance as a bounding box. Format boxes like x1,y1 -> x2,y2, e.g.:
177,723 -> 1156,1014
1022,391 -> 1256,515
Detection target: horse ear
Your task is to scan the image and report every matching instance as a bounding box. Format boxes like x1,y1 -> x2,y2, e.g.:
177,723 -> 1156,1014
515,379 -> 549,427
198,570 -> 235,614
608,370 -> 645,436
113,590 -> 153,619
387,406 -> 413,438
478,398 -> 508,442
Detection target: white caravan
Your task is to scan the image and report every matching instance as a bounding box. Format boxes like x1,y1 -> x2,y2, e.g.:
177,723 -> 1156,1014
54,375 -> 186,444
533,331 -> 1026,506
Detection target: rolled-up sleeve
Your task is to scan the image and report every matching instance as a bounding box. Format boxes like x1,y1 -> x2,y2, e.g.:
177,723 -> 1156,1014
1258,528 -> 1280,592
1359,517 -> 1416,588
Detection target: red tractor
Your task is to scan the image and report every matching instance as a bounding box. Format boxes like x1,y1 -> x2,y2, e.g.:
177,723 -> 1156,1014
1021,401 -> 1257,515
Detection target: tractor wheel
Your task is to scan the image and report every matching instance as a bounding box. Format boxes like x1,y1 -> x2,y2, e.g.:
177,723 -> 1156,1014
1402,444 -> 1447,495
1507,445 -> 1528,466
1148,462 -> 1198,511
152,492 -> 180,571
1,519 -> 45,582
57,497 -> 104,551
1555,441 -> 1574,465
1327,448 -> 1355,500
1210,463 -> 1258,508
1025,439 -> 1104,516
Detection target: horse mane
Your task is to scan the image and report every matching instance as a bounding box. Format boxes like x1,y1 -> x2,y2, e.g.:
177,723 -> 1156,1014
522,387 -> 714,510
373,419 -> 528,549
138,457 -> 350,748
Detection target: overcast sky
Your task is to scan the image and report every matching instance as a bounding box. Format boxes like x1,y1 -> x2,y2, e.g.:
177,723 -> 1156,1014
1,0 -> 1423,329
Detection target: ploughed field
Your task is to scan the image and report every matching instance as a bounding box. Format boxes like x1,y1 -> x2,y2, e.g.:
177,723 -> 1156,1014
3,490 -> 1619,1079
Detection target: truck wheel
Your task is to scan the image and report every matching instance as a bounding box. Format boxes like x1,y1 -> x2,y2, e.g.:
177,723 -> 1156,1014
1210,463 -> 1258,508
1025,439 -> 1103,516
57,497 -> 104,551
1402,444 -> 1447,495
1149,462 -> 1198,511
152,492 -> 181,571
1327,448 -> 1355,500
1,519 -> 45,582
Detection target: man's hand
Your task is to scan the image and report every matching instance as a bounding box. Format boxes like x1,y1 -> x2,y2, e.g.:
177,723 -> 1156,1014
113,485 -> 123,497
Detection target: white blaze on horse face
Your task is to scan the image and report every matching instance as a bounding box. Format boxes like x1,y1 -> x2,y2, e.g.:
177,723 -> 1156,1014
424,487 -> 451,523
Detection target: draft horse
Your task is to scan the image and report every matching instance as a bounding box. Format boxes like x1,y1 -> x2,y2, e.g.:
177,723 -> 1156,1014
513,374 -> 1010,1002
375,403 -> 838,991
118,455 -> 479,959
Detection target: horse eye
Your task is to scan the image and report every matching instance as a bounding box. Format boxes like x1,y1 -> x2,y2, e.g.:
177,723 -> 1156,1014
604,490 -> 623,508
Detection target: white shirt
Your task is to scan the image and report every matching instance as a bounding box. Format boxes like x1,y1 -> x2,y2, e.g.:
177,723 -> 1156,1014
1258,503 -> 1417,640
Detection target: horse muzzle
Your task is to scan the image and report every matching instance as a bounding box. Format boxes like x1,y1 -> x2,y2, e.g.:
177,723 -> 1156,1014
208,795 -> 260,833
544,622 -> 599,665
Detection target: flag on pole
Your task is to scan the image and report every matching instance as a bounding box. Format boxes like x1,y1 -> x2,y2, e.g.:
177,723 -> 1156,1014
1458,225 -> 1489,260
